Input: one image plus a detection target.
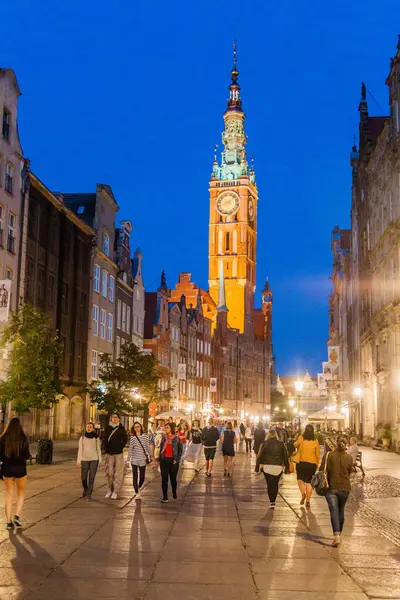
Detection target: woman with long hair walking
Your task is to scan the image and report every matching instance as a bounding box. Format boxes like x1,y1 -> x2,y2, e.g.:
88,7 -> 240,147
77,422 -> 102,501
325,436 -> 354,547
221,421 -> 237,477
0,417 -> 31,529
159,423 -> 183,503
256,429 -> 289,509
294,424 -> 320,507
128,422 -> 151,500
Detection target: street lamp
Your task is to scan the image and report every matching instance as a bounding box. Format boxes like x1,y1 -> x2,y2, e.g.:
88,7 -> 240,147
288,399 -> 295,407
294,380 -> 304,430
187,403 -> 194,424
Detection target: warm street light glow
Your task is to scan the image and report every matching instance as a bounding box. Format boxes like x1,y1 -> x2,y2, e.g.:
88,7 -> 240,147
353,386 -> 363,397
288,399 -> 295,407
219,408 -> 224,414
328,405 -> 335,412
294,380 -> 304,394
282,409 -> 287,413
293,407 -> 298,414
274,407 -> 280,412
187,404 -> 194,412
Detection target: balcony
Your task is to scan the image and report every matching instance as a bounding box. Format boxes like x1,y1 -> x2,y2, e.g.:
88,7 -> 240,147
7,234 -> 15,254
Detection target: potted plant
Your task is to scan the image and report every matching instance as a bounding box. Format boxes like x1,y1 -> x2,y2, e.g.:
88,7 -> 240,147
376,422 -> 392,448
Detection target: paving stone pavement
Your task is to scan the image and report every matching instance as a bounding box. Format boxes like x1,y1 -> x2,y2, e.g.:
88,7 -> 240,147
1,449 -> 400,598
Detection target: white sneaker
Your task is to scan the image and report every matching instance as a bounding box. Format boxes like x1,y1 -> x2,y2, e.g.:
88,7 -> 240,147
111,492 -> 118,500
332,534 -> 341,547
105,490 -> 112,499
136,491 -> 141,500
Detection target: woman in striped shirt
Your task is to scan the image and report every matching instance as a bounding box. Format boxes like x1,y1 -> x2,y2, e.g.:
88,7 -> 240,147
128,422 -> 151,500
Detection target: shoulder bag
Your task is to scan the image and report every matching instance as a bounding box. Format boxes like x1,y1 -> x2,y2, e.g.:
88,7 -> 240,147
291,437 -> 303,464
311,452 -> 330,496
136,436 -> 151,464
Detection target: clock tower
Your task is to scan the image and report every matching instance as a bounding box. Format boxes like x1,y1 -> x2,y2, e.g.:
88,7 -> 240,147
208,44 -> 257,334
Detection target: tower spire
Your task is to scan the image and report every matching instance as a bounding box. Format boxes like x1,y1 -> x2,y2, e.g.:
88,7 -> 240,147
217,260 -> 228,312
228,40 -> 242,112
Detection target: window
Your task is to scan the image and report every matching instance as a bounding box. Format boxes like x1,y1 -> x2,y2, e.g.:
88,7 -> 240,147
126,306 -> 131,334
100,309 -> 106,339
91,350 -> 98,380
123,272 -> 127,283
225,232 -> 230,252
5,164 -> 13,194
77,206 -> 85,215
48,275 -> 55,308
107,313 -> 113,342
7,212 -> 15,253
122,302 -> 127,332
0,205 -> 3,247
101,270 -> 107,297
79,292 -> 86,321
37,267 -> 45,305
103,232 -> 110,256
117,299 -> 122,329
94,264 -> 100,293
108,276 -> 115,302
26,260 -> 34,302
92,304 -> 99,336
136,287 -> 140,300
232,229 -> 237,253
61,283 -> 68,313
218,230 -> 223,254
2,109 -> 10,141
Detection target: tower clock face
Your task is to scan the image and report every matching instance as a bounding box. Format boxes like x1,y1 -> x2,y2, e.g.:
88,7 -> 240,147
216,192 -> 239,216
248,200 -> 254,221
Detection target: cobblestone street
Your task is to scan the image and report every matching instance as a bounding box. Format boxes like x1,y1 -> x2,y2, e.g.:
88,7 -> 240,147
0,445 -> 399,598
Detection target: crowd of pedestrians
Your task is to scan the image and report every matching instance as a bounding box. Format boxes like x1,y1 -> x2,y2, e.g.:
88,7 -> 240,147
0,412 -> 361,547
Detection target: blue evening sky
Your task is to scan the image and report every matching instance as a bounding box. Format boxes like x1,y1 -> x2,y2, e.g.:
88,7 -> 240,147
2,0 -> 399,375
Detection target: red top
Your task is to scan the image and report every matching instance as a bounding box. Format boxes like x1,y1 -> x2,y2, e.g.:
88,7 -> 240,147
178,429 -> 187,445
163,436 -> 174,458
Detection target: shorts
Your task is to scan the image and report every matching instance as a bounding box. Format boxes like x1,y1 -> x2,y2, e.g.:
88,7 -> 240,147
204,447 -> 216,461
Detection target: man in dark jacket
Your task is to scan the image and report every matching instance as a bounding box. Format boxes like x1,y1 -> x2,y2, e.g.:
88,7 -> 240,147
103,413 -> 128,499
201,418 -> 220,477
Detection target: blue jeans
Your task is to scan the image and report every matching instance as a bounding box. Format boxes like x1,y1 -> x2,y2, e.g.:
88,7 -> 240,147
325,489 -> 349,534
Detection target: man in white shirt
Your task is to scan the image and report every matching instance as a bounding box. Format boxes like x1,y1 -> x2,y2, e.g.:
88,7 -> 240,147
347,437 -> 360,465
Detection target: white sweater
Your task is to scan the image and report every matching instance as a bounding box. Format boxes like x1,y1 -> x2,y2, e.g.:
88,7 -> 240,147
77,436 -> 102,464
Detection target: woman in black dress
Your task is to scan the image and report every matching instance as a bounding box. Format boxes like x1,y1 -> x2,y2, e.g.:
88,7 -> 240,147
221,421 -> 237,477
0,418 -> 31,529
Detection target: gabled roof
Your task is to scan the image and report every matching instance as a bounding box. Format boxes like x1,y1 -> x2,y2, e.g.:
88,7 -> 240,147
0,68 -> 21,96
59,193 -> 97,227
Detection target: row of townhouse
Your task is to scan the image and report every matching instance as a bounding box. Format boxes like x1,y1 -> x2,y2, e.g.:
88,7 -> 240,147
0,67 -> 145,438
328,37 -> 400,449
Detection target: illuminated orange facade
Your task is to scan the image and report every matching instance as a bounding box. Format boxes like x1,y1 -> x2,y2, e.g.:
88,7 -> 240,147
208,45 -> 257,334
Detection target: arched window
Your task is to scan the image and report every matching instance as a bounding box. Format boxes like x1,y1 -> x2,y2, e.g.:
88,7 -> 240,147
232,229 -> 237,253
225,232 -> 230,252
218,230 -> 223,254
232,259 -> 237,278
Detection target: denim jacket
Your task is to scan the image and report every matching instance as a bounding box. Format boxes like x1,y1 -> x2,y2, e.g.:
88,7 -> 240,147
159,435 -> 183,462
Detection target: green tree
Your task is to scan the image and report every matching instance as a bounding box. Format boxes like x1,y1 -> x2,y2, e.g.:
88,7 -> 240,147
0,304 -> 63,413
84,342 -> 160,416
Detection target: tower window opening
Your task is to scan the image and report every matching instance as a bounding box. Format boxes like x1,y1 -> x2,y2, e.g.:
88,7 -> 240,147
225,232 -> 230,252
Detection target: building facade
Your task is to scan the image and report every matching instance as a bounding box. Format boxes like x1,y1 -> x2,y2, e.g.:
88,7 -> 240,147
115,221 -> 134,358
21,173 -> 93,439
334,37 -> 400,447
61,186 -> 119,395
131,247 -> 145,349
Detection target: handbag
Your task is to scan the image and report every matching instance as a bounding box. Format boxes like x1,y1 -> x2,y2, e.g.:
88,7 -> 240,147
136,436 -> 151,464
291,438 -> 302,464
288,461 -> 295,474
311,452 -> 330,496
